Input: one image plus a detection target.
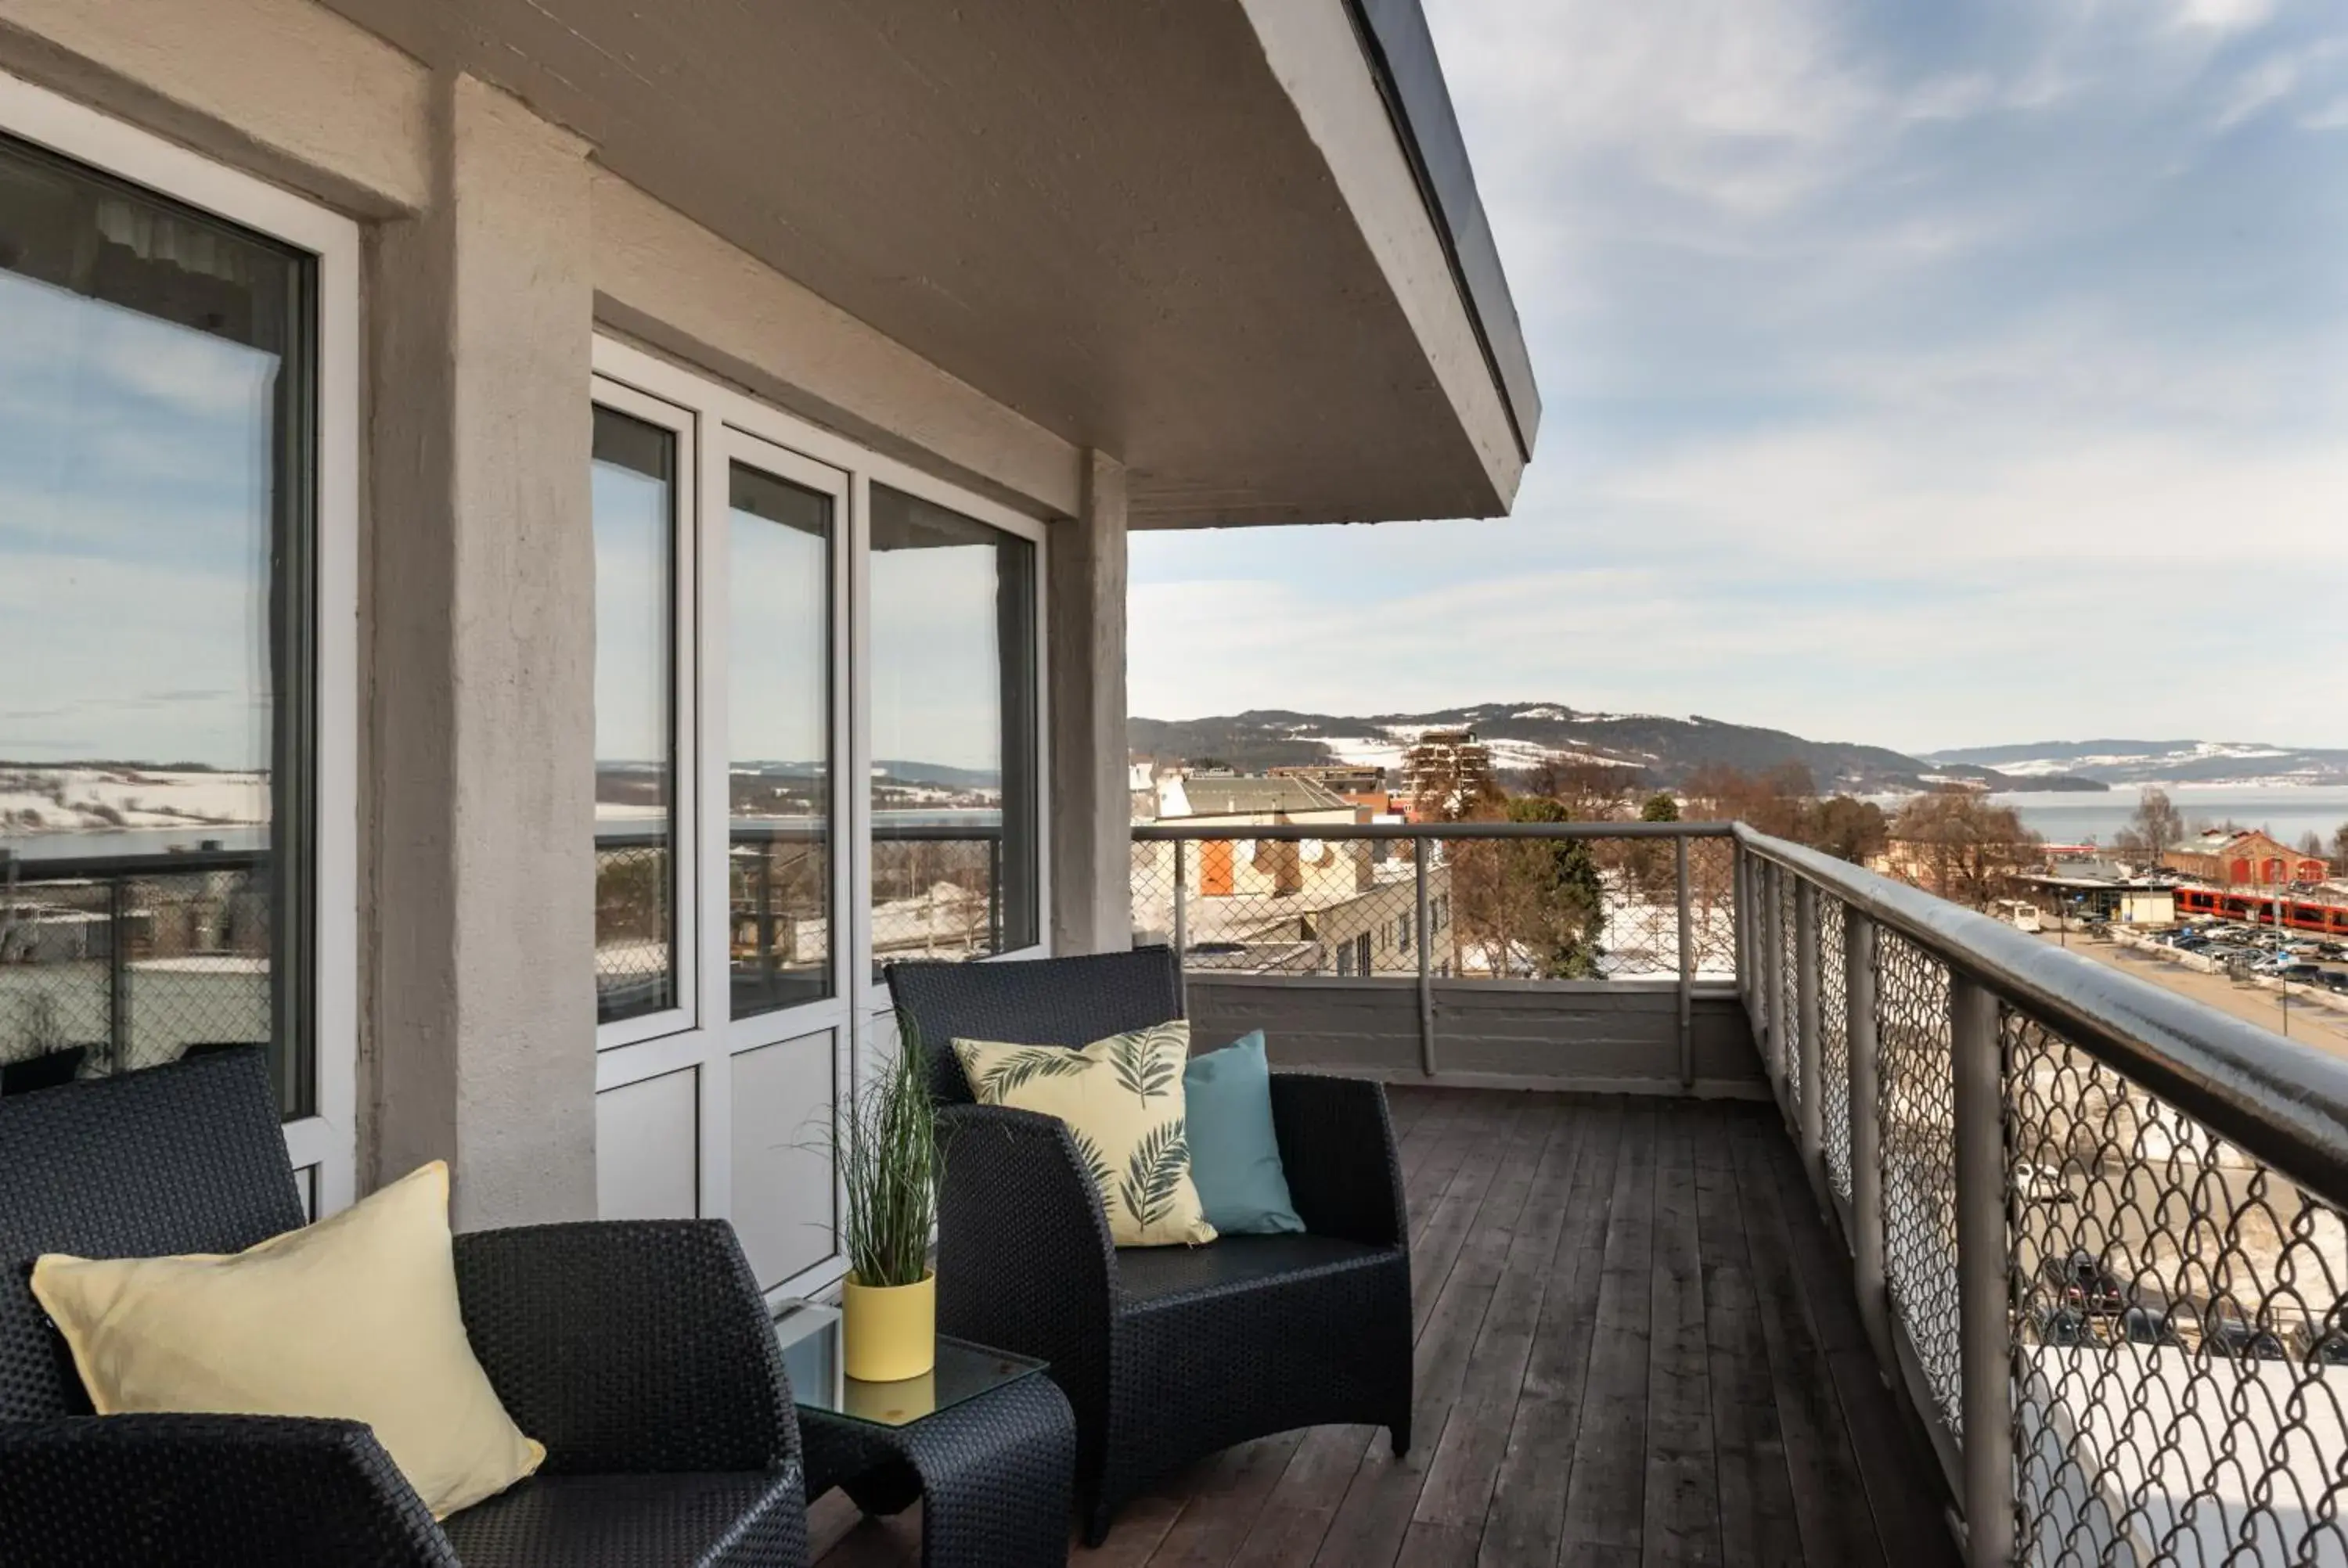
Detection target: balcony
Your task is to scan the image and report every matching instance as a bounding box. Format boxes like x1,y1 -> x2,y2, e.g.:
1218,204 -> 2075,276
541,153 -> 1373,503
821,822 -> 2348,1564
14,825 -> 2348,1564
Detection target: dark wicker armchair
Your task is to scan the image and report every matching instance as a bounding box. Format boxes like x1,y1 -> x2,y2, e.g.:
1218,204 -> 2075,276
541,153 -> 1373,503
888,945 -> 1411,1545
0,1050 -> 809,1568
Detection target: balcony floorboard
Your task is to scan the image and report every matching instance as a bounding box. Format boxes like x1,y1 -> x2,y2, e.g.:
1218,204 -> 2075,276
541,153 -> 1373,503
812,1087 -> 1954,1567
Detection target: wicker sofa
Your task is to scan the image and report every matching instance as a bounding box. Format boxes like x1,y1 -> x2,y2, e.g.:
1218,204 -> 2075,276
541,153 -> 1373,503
888,945 -> 1412,1545
0,1049 -> 809,1568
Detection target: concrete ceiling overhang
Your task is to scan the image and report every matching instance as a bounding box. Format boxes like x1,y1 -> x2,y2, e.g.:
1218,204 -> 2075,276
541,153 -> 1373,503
325,0 -> 1536,527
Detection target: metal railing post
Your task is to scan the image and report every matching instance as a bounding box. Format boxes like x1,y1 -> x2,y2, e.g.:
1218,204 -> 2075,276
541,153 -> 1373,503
1172,839 -> 1188,967
1765,861 -> 1787,1091
1414,838 -> 1436,1077
1846,909 -> 1892,1371
1950,976 -> 2014,1568
1796,877 -> 1822,1175
1676,834 -> 1694,1089
1732,843 -> 1749,1011
106,873 -> 131,1074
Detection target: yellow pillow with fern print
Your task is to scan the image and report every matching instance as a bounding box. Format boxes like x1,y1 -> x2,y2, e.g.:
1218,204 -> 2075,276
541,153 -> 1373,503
954,1021 -> 1218,1247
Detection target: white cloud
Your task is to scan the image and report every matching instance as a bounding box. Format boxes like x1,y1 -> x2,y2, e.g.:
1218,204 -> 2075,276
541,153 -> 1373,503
2173,0 -> 2276,35
1130,0 -> 2348,753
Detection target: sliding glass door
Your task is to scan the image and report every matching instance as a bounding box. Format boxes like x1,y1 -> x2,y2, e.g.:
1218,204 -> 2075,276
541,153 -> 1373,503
587,340 -> 1046,1301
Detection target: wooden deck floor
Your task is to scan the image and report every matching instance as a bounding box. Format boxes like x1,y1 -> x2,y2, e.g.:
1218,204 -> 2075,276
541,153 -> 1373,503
813,1087 -> 1957,1568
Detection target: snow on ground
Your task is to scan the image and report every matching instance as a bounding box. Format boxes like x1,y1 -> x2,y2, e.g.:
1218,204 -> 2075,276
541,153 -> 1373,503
0,768 -> 267,833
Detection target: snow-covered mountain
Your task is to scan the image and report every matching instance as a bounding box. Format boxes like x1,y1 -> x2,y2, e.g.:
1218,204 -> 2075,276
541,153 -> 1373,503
1924,740 -> 2348,787
1129,703 -> 2099,794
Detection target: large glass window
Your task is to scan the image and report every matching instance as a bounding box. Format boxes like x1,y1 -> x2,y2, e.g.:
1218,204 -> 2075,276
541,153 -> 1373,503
590,408 -> 679,1025
728,462 -> 832,1016
868,484 -> 1039,974
0,132 -> 316,1114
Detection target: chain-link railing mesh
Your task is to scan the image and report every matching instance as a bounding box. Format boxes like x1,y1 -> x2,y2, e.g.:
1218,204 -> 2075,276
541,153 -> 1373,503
1129,836 -> 1427,976
869,834 -> 1013,972
595,840 -> 676,1022
1878,925 -> 1963,1426
1781,872 -> 1803,1117
1130,832 -> 1737,980
2008,1009 -> 2348,1566
1,865 -> 271,1079
726,832 -> 830,1016
1820,894 -> 1853,1203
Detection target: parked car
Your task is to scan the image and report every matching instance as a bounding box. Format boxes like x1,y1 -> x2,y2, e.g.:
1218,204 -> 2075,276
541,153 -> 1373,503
2205,1317 -> 2289,1361
2122,1305 -> 2183,1348
2040,1249 -> 2129,1316
2015,1162 -> 2076,1205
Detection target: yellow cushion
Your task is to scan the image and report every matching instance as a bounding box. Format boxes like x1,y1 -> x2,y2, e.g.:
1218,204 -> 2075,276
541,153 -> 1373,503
31,1162 -> 544,1519
955,1021 -> 1217,1247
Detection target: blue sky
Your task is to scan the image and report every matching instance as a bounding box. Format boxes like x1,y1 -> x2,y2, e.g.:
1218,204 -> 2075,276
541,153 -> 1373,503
0,272 -> 276,769
1129,0 -> 2348,754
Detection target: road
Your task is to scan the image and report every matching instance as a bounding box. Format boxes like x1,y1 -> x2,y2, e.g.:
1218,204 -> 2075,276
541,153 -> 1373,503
2034,930 -> 2348,1057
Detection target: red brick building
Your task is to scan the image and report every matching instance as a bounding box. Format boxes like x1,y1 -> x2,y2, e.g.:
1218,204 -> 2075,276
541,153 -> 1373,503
2163,829 -> 2328,887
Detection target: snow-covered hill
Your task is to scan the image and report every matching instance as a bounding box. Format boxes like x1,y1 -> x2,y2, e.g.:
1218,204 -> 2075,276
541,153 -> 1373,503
1924,739 -> 2348,787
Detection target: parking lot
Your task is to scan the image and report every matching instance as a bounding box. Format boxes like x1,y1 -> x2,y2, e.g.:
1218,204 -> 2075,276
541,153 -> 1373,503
2036,927 -> 2348,1056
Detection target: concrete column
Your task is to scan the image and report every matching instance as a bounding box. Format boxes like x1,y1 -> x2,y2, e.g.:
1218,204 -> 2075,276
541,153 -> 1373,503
367,74 -> 597,1228
1047,450 -> 1131,955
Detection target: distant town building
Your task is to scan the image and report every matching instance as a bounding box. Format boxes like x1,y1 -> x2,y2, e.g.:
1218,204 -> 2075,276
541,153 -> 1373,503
1399,728 -> 1492,820
2018,866 -> 2177,926
2163,829 -> 2328,887
1155,771 -> 1356,825
1268,763 -> 1393,815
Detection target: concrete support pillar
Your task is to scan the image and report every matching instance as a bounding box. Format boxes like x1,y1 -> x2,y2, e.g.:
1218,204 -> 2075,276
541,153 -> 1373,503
367,74 -> 597,1228
1047,450 -> 1131,955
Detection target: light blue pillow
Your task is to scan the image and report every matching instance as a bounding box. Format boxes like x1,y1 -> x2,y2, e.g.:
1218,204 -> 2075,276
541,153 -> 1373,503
1183,1030 -> 1305,1235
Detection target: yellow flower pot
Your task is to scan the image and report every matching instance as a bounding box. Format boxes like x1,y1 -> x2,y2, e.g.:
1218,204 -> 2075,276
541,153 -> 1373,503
841,1271 -> 935,1383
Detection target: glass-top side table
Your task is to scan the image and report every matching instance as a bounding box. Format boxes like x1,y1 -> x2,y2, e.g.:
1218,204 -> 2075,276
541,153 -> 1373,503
780,1312 -> 1049,1430
776,1306 -> 1074,1568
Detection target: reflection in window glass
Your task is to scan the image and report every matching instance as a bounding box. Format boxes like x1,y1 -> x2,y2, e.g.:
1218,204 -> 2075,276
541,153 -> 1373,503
729,463 -> 832,1016
0,133 -> 315,1116
591,408 -> 677,1024
868,484 -> 1036,976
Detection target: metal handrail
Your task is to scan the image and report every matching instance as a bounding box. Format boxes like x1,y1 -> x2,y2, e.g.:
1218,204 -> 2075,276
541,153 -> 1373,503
1737,824 -> 2348,1216
1135,819 -> 1734,841
0,847 -> 266,881
596,822 -> 1008,850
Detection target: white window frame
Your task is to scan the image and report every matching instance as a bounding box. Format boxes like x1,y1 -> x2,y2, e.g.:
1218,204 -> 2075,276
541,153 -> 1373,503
590,336 -> 1050,1302
590,379 -> 701,1053
0,69 -> 361,1214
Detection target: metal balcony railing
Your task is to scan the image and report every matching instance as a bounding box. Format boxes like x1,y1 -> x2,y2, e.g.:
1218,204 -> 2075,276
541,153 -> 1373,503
1133,818 -> 1738,1084
1737,826 -> 2348,1567
0,846 -> 271,1083
594,822 -> 1014,1019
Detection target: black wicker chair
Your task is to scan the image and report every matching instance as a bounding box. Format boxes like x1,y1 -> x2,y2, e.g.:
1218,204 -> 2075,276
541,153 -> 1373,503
0,1049 -> 809,1568
888,945 -> 1411,1545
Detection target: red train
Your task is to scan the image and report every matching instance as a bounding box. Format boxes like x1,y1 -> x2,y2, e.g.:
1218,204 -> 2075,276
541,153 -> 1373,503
2171,883 -> 2348,937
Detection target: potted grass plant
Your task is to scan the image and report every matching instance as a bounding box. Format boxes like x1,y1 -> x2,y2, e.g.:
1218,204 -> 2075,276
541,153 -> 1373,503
838,1030 -> 940,1382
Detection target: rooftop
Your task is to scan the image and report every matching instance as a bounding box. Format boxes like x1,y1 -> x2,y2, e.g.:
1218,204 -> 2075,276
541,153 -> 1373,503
1168,775 -> 1355,819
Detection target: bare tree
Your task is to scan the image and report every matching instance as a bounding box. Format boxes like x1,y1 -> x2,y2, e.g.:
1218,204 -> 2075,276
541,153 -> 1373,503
1889,791 -> 2042,909
2334,821 -> 2348,874
1525,757 -> 1633,821
2127,787 -> 2185,861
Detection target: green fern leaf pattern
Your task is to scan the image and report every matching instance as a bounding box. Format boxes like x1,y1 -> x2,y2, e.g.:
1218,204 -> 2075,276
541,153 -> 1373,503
1065,1126 -> 1117,1199
1119,1115 -> 1190,1231
978,1046 -> 1091,1101
1109,1028 -> 1179,1103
